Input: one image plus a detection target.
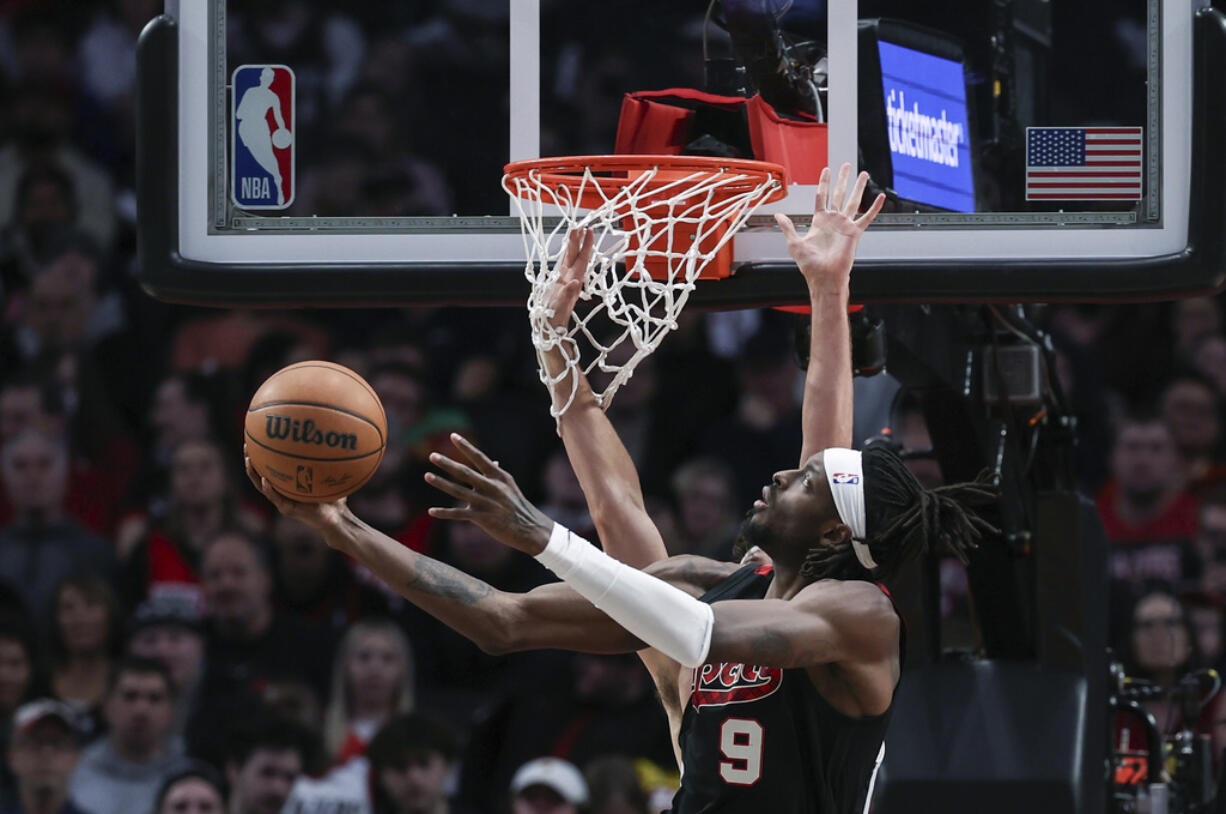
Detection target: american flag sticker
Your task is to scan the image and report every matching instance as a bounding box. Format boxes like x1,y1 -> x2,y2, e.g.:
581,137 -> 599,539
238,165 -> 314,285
1025,127 -> 1143,200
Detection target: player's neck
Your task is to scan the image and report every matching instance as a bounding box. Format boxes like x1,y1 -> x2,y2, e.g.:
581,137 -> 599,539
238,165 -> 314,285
763,563 -> 808,600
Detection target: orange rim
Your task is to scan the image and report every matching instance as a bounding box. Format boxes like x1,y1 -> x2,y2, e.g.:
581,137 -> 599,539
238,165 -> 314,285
503,154 -> 790,205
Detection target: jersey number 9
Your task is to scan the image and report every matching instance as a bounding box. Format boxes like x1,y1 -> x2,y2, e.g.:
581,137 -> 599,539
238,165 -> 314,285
719,718 -> 764,785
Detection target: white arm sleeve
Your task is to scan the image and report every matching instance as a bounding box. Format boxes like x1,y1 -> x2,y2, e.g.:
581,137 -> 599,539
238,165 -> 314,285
535,523 -> 714,668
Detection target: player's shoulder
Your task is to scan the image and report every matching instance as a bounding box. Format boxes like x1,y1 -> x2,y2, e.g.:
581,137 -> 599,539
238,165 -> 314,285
796,580 -> 899,646
646,555 -> 740,595
797,577 -> 893,609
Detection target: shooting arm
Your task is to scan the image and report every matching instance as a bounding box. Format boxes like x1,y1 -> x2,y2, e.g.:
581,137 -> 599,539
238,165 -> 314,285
322,510 -> 640,656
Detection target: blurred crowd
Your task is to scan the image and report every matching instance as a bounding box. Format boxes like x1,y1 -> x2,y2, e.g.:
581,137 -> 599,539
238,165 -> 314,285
0,0 -> 1222,813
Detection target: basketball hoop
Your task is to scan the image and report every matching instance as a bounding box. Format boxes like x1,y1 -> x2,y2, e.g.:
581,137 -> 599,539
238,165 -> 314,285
503,155 -> 787,415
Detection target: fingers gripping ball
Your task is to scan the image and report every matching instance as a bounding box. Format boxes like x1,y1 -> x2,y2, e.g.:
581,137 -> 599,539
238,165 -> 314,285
245,361 -> 386,502
272,128 -> 293,149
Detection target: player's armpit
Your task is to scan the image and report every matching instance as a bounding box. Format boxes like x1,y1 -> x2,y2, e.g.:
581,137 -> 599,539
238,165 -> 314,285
645,555 -> 742,597
495,581 -> 646,656
706,580 -> 898,670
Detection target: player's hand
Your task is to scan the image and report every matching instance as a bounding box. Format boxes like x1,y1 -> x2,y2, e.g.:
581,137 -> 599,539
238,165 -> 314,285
424,433 -> 553,555
244,447 -> 349,535
544,228 -> 594,331
774,163 -> 885,293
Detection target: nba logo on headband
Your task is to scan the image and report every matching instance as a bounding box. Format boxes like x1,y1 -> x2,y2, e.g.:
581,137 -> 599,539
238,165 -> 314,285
822,449 -> 876,569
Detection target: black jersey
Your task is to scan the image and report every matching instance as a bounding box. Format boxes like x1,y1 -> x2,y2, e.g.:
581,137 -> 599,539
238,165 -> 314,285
668,565 -> 902,814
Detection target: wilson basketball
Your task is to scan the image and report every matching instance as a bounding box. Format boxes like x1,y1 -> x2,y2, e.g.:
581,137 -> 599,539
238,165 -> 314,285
245,361 -> 387,503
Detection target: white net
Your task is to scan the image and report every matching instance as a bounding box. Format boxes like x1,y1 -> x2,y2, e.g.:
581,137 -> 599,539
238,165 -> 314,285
503,159 -> 785,416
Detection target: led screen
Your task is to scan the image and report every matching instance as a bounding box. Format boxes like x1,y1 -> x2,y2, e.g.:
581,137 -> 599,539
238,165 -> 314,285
878,40 -> 975,212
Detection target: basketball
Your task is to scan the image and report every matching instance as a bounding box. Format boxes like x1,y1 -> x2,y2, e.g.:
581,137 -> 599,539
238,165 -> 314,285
245,361 -> 386,503
271,128 -> 293,149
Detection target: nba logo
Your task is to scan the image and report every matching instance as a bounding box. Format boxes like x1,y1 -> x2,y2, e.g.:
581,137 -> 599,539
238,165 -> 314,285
231,64 -> 295,210
831,473 -> 860,485
296,465 -> 313,494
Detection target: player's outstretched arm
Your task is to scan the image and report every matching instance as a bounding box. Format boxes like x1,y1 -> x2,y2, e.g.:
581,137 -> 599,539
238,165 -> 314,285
427,437 -> 898,673
534,228 -> 668,569
775,164 -> 885,462
244,455 -> 641,656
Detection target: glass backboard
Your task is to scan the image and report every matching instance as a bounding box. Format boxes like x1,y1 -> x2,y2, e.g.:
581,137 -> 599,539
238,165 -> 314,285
136,0 -> 1226,306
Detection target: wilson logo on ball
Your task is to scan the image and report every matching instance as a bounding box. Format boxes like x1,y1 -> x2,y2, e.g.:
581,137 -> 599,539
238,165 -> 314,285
264,415 -> 358,450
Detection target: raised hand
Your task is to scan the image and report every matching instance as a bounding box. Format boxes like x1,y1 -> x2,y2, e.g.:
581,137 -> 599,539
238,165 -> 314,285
774,163 -> 885,292
244,447 -> 349,535
424,434 -> 553,555
544,228 -> 594,331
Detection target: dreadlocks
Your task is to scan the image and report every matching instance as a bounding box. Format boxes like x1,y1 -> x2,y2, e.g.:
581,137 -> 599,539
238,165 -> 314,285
800,445 -> 1001,582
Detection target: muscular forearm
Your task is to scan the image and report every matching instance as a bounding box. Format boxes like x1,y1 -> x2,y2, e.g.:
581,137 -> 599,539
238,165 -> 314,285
800,278 -> 853,461
323,511 -> 515,653
537,525 -> 713,667
324,507 -> 649,656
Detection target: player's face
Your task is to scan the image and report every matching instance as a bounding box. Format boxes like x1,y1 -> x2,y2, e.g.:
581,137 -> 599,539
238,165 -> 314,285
742,454 -> 840,556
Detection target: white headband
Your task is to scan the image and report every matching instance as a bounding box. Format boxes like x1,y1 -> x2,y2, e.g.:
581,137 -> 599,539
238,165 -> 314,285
821,448 -> 876,570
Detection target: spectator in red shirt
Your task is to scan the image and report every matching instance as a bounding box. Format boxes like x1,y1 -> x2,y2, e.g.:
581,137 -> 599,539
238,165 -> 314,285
1160,372 -> 1226,497
118,438 -> 264,610
1097,413 -> 1201,592
123,371 -> 233,517
0,372 -> 133,537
